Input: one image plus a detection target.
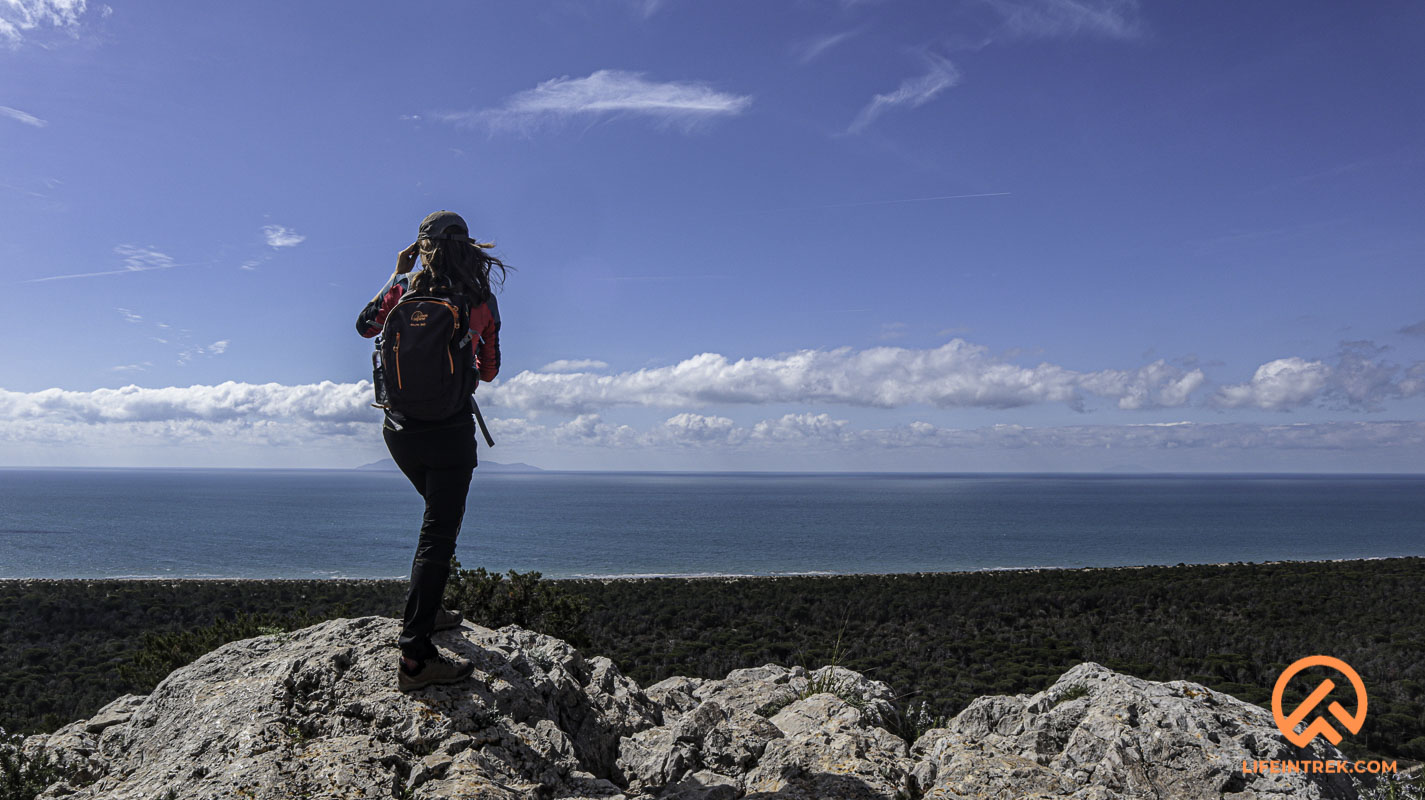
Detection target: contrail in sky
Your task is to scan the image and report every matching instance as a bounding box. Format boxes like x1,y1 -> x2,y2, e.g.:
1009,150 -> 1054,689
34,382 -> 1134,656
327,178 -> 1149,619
748,191 -> 1011,214
24,265 -> 181,283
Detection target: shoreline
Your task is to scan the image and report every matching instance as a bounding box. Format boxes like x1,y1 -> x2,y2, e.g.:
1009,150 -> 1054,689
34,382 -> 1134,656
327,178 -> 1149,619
3,553 -> 1420,585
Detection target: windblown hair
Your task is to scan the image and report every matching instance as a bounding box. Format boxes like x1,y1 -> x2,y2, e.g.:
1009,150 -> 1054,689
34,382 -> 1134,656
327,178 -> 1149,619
408,234 -> 510,304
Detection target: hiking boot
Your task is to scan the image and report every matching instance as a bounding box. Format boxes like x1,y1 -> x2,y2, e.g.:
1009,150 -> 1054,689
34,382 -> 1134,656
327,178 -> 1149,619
433,607 -> 464,632
398,652 -> 474,692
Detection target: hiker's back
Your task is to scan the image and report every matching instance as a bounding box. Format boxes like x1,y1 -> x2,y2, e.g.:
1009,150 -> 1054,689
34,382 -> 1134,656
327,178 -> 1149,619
378,289 -> 475,422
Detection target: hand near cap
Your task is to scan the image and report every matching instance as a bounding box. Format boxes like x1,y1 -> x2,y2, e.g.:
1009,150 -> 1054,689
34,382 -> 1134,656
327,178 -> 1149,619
395,242 -> 420,275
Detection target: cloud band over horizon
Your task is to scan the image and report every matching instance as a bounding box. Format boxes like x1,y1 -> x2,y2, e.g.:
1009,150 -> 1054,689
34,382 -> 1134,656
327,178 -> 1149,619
4,339 -> 1420,423
2,337 -> 1422,466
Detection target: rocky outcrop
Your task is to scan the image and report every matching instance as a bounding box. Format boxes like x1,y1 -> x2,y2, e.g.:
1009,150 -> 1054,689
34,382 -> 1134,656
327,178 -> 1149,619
24,618 -> 654,799
619,665 -> 910,799
912,663 -> 1359,800
20,617 -> 1367,799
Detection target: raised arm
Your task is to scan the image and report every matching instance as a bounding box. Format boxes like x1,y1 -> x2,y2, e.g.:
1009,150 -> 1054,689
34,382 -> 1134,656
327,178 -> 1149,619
356,244 -> 421,338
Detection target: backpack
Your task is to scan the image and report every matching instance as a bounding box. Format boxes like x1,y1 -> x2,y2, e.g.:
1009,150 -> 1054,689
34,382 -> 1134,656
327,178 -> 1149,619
372,291 -> 475,421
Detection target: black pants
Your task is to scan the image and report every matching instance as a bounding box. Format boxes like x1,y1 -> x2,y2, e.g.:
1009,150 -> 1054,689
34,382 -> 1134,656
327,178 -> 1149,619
384,421 -> 476,660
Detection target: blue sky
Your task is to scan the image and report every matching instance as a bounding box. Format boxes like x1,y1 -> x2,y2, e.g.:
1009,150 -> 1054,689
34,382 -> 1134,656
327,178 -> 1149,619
2,0 -> 1423,471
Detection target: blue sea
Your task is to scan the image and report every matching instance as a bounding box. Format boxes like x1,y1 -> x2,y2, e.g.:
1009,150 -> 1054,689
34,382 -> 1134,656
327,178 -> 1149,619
0,469 -> 1421,579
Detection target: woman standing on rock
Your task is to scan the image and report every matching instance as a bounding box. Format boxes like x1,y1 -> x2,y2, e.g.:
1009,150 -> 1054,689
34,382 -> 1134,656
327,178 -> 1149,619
356,210 -> 506,691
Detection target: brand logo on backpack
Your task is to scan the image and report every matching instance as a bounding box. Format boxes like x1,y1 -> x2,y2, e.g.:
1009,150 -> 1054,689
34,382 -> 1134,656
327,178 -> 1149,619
373,294 -> 474,421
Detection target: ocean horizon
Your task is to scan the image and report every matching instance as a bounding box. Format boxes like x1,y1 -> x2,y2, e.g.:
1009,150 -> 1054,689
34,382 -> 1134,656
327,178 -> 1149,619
2,468 -> 1421,580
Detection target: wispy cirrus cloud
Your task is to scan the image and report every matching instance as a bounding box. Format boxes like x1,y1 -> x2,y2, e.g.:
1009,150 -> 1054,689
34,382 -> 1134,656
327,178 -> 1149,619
0,105 -> 47,127
795,29 -> 860,64
879,322 -> 909,341
629,0 -> 668,18
848,53 -> 960,134
437,70 -> 752,134
26,244 -> 180,283
111,307 -> 231,367
262,225 -> 306,248
540,359 -> 610,373
980,0 -> 1145,41
176,340 -> 231,366
0,0 -> 92,45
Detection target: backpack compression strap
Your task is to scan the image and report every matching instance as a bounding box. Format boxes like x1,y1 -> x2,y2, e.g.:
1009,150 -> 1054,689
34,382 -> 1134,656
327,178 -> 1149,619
472,397 -> 495,447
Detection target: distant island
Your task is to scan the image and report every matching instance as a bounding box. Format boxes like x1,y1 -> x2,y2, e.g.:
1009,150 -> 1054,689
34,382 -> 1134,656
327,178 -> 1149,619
355,457 -> 544,473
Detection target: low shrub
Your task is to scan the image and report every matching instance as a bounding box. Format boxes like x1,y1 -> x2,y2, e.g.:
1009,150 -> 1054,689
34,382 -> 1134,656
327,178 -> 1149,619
442,561 -> 589,645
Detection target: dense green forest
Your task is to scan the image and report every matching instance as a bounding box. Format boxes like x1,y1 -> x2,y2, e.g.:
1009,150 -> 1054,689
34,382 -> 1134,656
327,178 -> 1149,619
2,558 -> 1422,763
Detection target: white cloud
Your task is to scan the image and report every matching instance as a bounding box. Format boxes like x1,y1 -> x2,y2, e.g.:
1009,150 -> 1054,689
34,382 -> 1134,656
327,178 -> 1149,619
662,412 -> 739,443
981,0 -> 1144,41
1212,346 -> 1425,411
539,359 -> 610,373
552,414 -> 642,448
440,70 -> 752,133
0,381 -> 373,425
750,412 -> 854,445
0,105 -> 47,127
0,0 -> 88,44
117,308 -> 142,324
1077,360 -> 1207,410
848,53 -> 960,134
487,340 -> 1206,414
263,225 -> 306,248
1213,358 -> 1337,411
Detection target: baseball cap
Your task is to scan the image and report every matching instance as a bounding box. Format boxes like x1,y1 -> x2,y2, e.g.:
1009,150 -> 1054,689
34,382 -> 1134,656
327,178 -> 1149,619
418,210 -> 470,241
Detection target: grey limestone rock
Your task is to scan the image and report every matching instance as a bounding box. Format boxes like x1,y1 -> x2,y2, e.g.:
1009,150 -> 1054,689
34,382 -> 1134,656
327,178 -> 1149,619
24,617 -> 657,800
620,665 -> 910,800
913,662 -> 1361,800
741,693 -> 915,799
21,624 -> 1374,800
